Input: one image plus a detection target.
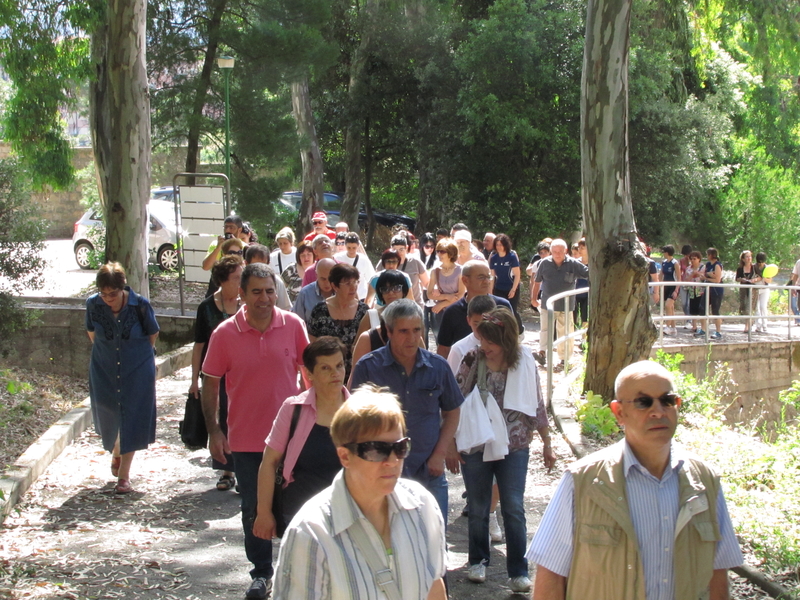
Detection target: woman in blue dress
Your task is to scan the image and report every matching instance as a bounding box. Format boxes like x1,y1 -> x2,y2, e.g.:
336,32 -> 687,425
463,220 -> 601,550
86,262 -> 159,493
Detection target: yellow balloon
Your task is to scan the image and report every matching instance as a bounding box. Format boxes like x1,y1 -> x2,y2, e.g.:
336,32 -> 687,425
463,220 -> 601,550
762,264 -> 779,279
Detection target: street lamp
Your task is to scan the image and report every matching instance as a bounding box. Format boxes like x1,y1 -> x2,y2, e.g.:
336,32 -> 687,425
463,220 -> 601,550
217,55 -> 235,183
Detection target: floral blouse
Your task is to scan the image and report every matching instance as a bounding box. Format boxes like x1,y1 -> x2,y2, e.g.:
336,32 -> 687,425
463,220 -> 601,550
455,348 -> 547,452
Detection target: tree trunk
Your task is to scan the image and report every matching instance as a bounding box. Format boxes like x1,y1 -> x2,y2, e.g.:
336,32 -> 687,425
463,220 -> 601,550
582,0 -> 655,401
90,0 -> 151,298
185,0 -> 228,178
363,117 -> 376,248
291,76 -> 324,236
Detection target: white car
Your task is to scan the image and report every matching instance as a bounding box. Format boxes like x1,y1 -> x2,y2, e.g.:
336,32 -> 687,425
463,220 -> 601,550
72,194 -> 179,271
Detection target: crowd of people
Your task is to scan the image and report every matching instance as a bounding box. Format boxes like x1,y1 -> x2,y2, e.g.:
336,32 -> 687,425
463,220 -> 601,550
84,212 -> 746,599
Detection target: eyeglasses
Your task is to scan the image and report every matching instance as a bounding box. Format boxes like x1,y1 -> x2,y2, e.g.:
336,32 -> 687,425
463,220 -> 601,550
343,437 -> 411,462
313,220 -> 325,225
474,275 -> 495,281
622,393 -> 679,410
225,250 -> 244,256
380,284 -> 404,295
99,290 -> 122,299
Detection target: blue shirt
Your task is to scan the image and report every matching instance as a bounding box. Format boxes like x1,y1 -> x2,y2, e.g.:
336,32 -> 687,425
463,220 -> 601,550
350,344 -> 464,479
526,440 -> 743,600
291,282 -> 325,325
489,251 -> 520,291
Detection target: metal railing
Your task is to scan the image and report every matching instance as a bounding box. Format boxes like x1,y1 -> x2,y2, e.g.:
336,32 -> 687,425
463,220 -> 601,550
541,281 -> 800,406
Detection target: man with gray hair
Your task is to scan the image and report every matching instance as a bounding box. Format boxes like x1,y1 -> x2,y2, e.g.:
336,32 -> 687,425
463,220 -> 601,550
350,299 -> 464,521
301,234 -> 336,286
527,360 -> 742,600
530,238 -> 588,369
292,258 -> 335,326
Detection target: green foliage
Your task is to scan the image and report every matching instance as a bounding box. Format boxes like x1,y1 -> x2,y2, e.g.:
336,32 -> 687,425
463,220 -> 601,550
576,391 -> 621,440
654,349 -> 738,417
0,158 -> 46,355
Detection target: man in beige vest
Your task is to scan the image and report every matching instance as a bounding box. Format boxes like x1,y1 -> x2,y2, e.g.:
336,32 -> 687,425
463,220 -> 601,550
526,360 -> 742,600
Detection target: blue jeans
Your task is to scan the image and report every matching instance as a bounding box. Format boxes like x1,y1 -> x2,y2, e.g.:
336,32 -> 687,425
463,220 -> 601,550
792,292 -> 800,324
407,470 -> 448,527
461,448 -> 530,577
232,452 -> 273,580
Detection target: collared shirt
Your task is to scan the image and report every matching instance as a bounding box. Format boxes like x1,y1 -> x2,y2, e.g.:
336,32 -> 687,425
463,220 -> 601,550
265,386 -> 351,486
350,345 -> 464,478
291,282 -> 326,325
273,470 -> 446,600
202,306 -> 309,452
436,294 -> 513,348
535,255 -> 589,312
526,440 -> 743,600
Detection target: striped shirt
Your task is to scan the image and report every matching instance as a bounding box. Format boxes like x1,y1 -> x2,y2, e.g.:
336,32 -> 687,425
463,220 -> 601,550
526,440 -> 743,600
273,470 -> 446,600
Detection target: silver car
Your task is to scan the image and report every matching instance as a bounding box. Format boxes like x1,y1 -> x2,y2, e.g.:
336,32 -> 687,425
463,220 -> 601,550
72,195 -> 179,271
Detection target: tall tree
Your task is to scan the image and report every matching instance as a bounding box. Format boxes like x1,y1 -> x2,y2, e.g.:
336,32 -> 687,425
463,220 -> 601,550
582,0 -> 656,400
291,77 -> 324,234
90,0 -> 151,296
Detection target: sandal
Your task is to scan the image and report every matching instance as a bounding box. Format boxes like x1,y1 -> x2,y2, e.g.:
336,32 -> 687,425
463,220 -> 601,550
115,479 -> 133,494
216,475 -> 236,491
111,456 -> 121,477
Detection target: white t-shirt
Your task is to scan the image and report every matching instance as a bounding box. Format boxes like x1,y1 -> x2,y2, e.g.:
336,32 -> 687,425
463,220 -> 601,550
270,250 -> 296,275
447,332 -> 480,374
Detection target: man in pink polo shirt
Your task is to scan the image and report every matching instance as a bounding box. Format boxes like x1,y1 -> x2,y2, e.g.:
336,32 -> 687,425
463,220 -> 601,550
202,263 -> 309,600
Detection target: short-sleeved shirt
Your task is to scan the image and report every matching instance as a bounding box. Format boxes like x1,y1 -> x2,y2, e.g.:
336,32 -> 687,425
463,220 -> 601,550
350,344 -> 464,479
661,258 -> 678,282
436,294 -> 513,348
202,306 -> 309,452
291,282 -> 326,325
273,471 -> 446,600
526,440 -> 743,600
489,251 -> 521,291
303,229 -> 336,242
334,251 -> 375,300
399,257 -> 428,306
535,256 -> 589,312
270,250 -> 296,276
793,259 -> 800,280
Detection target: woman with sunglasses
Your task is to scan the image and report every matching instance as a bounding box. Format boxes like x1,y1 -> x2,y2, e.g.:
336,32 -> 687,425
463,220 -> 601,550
189,256 -> 243,491
427,238 -> 466,338
272,386 -> 447,600
85,262 -> 159,494
204,237 -> 246,297
253,337 -> 349,541
350,270 -> 417,379
454,307 -> 555,592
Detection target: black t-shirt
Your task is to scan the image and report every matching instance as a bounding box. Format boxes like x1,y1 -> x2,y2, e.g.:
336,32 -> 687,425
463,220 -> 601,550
281,423 -> 341,521
436,294 -> 513,347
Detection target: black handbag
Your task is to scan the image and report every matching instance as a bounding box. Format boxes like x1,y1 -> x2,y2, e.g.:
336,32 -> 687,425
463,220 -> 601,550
179,393 -> 208,449
273,404 -> 302,538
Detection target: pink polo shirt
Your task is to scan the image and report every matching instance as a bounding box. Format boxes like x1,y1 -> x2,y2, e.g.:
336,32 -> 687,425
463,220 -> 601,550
202,305 -> 309,453
265,386 -> 351,486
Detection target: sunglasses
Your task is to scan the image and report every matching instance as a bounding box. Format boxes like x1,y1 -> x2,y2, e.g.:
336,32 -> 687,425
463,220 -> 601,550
99,289 -> 122,299
343,437 -> 411,462
336,241 -> 346,246
313,220 -> 325,225
622,393 -> 679,410
225,250 -> 244,256
379,284 -> 404,294
436,249 -> 447,254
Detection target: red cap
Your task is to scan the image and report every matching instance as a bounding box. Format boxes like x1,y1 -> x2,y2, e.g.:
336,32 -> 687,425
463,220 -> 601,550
312,212 -> 327,221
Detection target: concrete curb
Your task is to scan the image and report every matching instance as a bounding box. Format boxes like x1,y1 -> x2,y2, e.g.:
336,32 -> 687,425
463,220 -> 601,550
548,364 -> 793,600
0,343 -> 194,522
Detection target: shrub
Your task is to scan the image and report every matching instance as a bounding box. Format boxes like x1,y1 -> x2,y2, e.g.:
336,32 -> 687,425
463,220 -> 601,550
0,158 -> 46,355
576,391 -> 620,440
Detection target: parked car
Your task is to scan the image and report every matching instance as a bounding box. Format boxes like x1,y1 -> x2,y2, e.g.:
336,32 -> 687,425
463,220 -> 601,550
72,196 -> 179,271
278,191 -> 416,232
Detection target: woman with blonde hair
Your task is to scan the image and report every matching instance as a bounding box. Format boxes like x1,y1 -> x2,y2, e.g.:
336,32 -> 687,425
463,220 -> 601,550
427,238 -> 465,337
270,227 -> 296,275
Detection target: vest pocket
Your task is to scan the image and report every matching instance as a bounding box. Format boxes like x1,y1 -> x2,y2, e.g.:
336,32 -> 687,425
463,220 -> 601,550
692,520 -> 721,542
579,523 -> 622,546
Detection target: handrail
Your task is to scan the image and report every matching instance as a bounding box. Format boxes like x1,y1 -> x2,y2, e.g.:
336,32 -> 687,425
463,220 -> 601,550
541,280 -> 800,407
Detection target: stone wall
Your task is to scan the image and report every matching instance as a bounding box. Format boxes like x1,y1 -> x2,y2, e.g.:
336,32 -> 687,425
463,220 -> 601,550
2,306 -> 195,378
655,341 -> 800,432
0,143 -> 195,239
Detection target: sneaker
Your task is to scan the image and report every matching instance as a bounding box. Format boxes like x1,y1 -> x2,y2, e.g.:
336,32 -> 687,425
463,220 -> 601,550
693,329 -> 706,337
245,577 -> 271,599
684,323 -> 693,330
467,563 -> 486,583
533,350 -> 546,366
489,511 -> 503,543
711,332 -> 722,340
508,575 -> 532,593
668,326 -> 678,335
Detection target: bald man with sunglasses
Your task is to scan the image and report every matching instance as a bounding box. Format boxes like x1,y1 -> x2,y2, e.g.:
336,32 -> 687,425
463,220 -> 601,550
527,360 -> 742,600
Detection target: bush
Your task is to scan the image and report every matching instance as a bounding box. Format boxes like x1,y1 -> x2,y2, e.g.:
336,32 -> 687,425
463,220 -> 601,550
0,158 -> 46,355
